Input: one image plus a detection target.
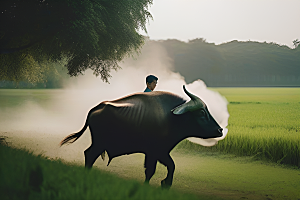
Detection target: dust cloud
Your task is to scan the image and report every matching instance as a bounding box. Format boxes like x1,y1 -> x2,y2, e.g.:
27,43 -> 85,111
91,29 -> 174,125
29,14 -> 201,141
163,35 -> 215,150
0,41 -> 229,162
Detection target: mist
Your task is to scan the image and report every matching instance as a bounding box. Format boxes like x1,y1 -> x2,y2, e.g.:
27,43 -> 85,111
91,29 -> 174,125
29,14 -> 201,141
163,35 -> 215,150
0,41 -> 229,158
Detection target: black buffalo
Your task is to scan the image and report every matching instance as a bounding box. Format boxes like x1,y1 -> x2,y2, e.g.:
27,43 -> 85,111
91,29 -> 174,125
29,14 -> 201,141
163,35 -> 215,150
60,86 -> 224,188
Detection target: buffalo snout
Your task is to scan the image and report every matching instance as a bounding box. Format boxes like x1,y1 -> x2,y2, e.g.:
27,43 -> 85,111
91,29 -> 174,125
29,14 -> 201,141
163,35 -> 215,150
217,128 -> 223,137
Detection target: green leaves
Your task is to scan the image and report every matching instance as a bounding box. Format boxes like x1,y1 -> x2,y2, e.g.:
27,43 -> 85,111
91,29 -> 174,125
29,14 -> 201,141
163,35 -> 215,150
0,0 -> 153,83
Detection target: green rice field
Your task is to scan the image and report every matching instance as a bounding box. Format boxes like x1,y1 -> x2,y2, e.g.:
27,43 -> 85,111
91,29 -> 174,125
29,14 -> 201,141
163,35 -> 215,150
178,87 -> 300,167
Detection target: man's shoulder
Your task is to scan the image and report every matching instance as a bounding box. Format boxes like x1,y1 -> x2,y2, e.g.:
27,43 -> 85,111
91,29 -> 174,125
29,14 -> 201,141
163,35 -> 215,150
144,88 -> 152,92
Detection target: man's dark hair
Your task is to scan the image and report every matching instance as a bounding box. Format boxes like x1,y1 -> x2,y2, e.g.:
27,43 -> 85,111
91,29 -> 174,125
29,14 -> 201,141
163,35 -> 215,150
146,75 -> 158,84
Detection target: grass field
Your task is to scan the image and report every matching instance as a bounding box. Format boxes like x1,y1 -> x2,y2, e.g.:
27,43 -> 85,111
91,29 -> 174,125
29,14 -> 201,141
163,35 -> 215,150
0,142 -> 200,200
1,134 -> 300,200
178,88 -> 300,167
0,88 -> 300,199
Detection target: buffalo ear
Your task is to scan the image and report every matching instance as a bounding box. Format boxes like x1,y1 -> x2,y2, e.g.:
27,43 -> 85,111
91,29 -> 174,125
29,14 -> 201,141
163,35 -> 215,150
171,104 -> 187,115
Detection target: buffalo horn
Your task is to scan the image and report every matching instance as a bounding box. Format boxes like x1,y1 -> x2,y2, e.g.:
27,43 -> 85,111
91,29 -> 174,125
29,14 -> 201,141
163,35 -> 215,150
183,85 -> 200,101
172,85 -> 206,115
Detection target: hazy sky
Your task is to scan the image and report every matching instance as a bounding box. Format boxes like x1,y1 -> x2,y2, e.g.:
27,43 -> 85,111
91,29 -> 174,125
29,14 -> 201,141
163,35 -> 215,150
140,0 -> 300,47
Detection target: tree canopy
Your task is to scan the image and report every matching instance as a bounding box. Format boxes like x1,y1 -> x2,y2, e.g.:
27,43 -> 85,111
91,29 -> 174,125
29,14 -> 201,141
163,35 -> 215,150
0,0 -> 153,83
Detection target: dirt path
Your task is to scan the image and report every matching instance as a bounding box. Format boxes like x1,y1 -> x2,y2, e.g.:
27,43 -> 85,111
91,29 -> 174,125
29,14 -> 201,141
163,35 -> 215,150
1,131 -> 300,200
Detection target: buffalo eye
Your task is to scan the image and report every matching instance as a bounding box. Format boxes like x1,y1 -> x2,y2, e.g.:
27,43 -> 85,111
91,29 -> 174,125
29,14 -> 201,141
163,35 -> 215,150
194,109 -> 206,119
200,110 -> 205,115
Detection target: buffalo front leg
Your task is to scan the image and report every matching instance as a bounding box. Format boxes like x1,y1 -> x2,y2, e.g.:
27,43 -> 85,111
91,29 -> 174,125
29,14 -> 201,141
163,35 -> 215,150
84,145 -> 104,168
158,154 -> 175,189
144,154 -> 157,184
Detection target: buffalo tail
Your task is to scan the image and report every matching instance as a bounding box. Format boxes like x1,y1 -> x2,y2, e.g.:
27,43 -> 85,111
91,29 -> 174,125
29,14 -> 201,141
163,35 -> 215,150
60,120 -> 88,146
60,105 -> 102,146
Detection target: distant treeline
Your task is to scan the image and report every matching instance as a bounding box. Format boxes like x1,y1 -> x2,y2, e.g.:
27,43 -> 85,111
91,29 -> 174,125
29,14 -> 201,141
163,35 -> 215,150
1,39 -> 299,88
158,38 -> 300,87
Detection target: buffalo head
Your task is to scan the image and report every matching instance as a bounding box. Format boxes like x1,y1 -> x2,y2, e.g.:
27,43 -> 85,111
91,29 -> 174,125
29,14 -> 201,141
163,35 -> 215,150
172,85 -> 223,139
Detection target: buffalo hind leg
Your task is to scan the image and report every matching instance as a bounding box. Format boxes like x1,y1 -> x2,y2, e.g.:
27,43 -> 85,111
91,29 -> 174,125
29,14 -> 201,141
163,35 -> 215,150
144,154 -> 157,184
84,145 -> 104,168
158,154 -> 175,189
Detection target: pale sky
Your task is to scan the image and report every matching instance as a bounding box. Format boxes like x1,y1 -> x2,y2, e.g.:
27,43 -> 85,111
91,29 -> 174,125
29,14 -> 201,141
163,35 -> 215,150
140,0 -> 300,48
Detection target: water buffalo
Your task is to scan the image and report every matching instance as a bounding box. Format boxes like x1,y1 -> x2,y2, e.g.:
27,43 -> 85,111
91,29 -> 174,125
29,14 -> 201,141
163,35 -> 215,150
60,85 -> 224,188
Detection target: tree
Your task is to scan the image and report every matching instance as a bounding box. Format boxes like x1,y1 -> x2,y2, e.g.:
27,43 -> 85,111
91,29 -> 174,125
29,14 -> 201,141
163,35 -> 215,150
188,38 -> 207,44
0,0 -> 153,83
0,60 -> 69,88
293,39 -> 300,49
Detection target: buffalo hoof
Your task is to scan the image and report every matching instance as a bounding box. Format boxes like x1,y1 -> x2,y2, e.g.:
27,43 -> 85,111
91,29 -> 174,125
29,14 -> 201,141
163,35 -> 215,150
161,179 -> 171,189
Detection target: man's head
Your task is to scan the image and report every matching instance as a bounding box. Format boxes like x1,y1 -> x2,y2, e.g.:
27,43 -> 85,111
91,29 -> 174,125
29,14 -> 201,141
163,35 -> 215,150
146,75 -> 158,91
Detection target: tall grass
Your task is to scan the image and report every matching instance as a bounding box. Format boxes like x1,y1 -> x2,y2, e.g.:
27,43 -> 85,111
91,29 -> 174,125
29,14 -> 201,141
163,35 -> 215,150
177,88 -> 300,167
